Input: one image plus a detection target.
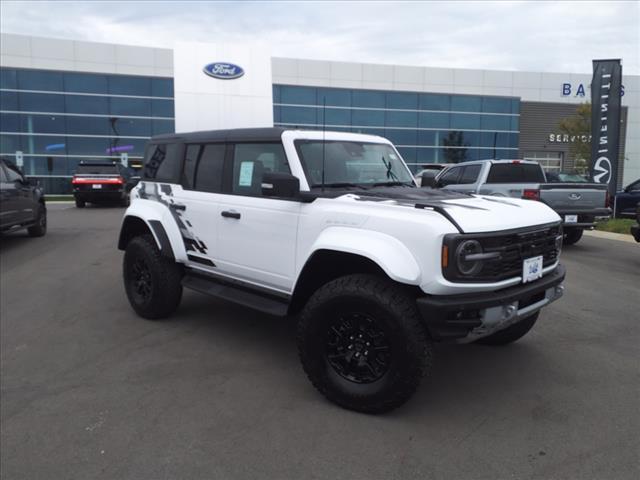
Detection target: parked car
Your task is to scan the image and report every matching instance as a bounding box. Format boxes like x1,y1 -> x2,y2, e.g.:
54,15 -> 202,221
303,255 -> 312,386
613,178 -> 640,218
414,163 -> 449,186
425,159 -> 611,245
72,161 -> 138,208
118,128 -> 565,413
0,157 -> 47,237
631,203 -> 640,242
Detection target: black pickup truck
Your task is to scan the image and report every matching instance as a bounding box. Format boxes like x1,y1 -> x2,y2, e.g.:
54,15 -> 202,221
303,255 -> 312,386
631,203 -> 640,242
0,157 -> 47,237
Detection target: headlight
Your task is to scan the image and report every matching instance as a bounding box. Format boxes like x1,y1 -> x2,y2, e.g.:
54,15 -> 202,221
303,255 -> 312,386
455,240 -> 484,276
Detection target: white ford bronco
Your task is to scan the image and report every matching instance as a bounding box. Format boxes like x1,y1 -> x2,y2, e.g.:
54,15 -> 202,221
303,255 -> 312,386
118,128 -> 566,413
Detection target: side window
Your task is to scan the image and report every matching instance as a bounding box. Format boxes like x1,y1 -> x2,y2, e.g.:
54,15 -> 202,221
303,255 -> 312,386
459,165 -> 481,184
0,164 -> 7,182
143,143 -> 182,183
194,144 -> 225,193
4,164 -> 23,182
438,167 -> 462,186
487,163 -> 545,183
231,143 -> 289,197
629,180 -> 640,192
182,144 -> 201,190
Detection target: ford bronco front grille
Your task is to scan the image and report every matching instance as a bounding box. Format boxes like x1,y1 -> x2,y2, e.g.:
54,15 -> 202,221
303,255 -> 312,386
443,223 -> 562,283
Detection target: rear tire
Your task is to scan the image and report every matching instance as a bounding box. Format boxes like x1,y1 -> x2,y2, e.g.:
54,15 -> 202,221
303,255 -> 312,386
75,198 -> 85,208
123,234 -> 183,320
475,312 -> 539,346
563,228 -> 583,245
27,204 -> 47,237
297,274 -> 432,414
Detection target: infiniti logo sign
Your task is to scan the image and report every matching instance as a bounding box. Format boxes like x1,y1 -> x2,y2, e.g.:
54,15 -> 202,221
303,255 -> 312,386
593,157 -> 612,184
203,62 -> 245,80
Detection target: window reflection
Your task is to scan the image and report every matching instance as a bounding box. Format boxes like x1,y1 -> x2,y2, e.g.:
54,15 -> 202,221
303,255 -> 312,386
274,84 -> 521,167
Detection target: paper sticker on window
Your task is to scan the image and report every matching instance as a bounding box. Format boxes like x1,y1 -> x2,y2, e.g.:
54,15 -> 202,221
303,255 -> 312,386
239,161 -> 254,186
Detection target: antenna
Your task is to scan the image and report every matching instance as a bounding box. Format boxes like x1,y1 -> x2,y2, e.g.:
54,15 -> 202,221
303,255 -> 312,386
321,96 -> 326,192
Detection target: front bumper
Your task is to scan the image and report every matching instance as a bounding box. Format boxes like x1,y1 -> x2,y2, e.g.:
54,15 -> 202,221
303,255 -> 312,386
416,264 -> 566,342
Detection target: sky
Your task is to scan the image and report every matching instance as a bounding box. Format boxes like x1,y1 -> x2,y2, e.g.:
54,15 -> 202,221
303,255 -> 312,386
1,0 -> 639,74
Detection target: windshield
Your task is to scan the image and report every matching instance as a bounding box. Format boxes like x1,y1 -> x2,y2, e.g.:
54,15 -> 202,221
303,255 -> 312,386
558,173 -> 589,183
294,140 -> 414,188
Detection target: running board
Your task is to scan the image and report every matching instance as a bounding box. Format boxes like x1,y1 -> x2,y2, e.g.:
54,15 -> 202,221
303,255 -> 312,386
182,272 -> 290,317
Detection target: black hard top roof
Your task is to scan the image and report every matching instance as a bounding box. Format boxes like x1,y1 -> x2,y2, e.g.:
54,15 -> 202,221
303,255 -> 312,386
151,127 -> 288,144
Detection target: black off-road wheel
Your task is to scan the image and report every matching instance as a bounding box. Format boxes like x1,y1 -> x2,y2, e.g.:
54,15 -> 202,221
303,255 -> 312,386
123,234 -> 183,320
75,198 -> 86,208
563,228 -> 583,246
27,204 -> 47,237
297,274 -> 432,414
475,312 -> 539,346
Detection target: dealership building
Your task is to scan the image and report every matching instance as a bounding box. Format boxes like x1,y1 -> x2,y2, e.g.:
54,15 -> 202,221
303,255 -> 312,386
0,33 -> 638,194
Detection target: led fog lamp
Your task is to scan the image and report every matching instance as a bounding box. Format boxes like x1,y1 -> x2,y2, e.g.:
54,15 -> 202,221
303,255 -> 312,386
456,239 -> 484,276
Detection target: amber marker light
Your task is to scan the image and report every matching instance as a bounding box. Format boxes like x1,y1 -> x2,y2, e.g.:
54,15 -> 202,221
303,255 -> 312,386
442,244 -> 449,268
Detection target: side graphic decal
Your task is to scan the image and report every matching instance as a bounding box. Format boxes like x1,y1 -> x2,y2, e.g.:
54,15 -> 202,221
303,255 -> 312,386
138,182 -> 209,255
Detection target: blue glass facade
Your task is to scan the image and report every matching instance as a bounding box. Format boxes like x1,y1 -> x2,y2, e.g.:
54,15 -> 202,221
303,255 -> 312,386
0,68 -> 523,192
273,85 -> 520,171
0,67 -> 175,188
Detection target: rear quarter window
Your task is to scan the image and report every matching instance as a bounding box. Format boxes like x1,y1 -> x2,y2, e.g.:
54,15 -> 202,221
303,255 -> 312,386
143,142 -> 183,183
486,163 -> 545,183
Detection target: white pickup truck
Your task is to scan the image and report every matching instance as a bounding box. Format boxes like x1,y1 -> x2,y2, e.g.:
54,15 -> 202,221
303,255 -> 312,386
423,159 -> 611,245
118,128 -> 565,413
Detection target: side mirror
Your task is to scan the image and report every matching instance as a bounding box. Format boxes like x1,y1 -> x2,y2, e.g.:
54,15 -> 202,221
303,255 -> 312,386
262,172 -> 300,198
421,172 -> 439,188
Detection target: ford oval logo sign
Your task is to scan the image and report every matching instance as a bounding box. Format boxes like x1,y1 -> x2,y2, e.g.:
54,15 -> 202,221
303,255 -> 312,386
203,62 -> 244,80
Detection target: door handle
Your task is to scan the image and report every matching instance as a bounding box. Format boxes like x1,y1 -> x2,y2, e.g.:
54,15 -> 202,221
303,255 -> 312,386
221,210 -> 241,219
170,203 -> 186,211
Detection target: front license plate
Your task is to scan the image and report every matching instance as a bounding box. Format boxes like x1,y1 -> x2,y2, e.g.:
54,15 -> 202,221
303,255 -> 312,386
565,214 -> 578,223
92,184 -> 102,189
522,255 -> 543,283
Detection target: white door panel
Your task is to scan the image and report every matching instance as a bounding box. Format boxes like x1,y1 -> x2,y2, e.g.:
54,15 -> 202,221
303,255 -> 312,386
216,195 -> 300,291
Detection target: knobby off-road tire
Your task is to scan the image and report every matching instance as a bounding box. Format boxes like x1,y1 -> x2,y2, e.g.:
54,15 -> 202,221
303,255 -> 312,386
75,198 -> 85,208
123,234 -> 183,320
27,204 -> 47,237
563,228 -> 583,246
297,274 -> 433,414
475,312 -> 539,346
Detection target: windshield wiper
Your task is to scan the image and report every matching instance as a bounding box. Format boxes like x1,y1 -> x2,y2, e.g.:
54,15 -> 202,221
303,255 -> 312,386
371,181 -> 414,187
381,155 -> 399,181
312,182 -> 368,189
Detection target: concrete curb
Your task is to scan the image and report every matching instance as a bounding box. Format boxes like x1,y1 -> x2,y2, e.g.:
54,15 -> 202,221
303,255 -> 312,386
584,229 -> 636,244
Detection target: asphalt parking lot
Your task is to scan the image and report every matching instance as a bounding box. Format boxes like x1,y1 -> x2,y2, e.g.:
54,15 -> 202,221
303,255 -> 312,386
1,204 -> 639,480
